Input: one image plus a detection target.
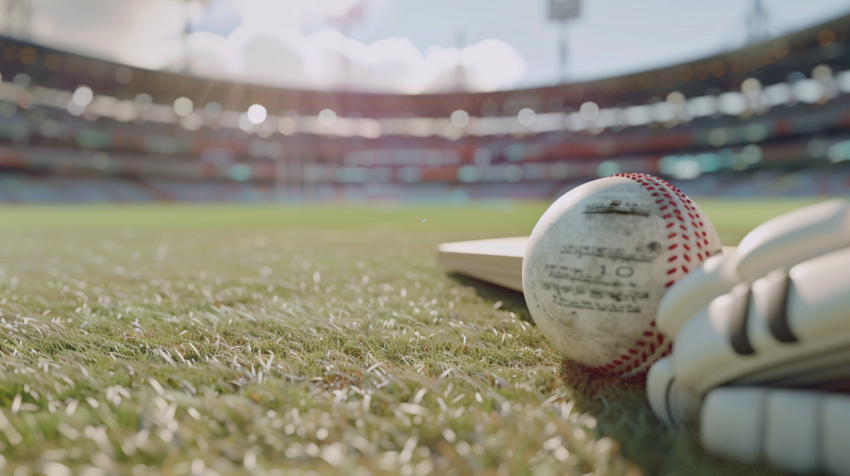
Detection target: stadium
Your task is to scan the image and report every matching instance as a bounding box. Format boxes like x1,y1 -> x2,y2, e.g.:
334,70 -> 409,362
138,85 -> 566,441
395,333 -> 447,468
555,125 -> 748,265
2,7 -> 850,202
1,1 -> 850,475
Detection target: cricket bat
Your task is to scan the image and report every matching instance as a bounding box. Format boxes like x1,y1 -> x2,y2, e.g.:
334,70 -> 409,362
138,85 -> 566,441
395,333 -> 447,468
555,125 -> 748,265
438,236 -> 734,294
437,237 -> 527,292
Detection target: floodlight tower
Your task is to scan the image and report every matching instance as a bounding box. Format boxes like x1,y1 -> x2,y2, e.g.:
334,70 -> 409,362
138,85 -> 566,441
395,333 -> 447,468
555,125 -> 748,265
548,0 -> 581,84
746,0 -> 771,44
328,1 -> 366,91
454,29 -> 466,92
179,0 -> 212,73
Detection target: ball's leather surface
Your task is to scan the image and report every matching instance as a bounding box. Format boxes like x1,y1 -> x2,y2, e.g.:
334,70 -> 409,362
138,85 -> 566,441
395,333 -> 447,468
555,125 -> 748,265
522,174 -> 722,376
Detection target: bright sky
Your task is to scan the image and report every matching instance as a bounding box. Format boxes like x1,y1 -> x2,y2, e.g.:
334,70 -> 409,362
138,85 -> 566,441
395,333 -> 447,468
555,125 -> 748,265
25,0 -> 850,93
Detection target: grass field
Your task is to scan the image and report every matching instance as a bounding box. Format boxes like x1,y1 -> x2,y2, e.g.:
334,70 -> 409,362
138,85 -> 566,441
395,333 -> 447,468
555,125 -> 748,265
0,198 -> 829,476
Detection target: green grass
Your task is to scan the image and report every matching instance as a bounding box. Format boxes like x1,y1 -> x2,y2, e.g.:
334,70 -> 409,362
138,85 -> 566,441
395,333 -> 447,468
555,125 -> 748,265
0,198 -> 830,476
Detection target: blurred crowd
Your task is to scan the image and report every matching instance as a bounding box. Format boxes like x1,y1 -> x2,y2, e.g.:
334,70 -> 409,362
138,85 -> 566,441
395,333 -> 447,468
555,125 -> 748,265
0,13 -> 849,201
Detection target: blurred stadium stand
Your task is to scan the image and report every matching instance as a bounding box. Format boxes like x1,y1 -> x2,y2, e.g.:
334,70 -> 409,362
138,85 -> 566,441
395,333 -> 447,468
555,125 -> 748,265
1,13 -> 850,202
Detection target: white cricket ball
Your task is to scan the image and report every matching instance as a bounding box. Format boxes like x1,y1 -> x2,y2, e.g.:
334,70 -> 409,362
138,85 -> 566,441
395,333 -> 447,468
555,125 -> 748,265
522,173 -> 723,377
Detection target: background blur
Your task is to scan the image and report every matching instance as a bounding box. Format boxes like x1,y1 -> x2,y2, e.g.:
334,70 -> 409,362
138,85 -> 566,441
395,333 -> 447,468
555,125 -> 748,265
0,0 -> 850,203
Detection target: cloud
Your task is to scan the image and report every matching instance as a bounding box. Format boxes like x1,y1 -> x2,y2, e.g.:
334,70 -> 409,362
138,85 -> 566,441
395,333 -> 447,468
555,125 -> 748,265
31,0 -> 527,94
185,25 -> 526,93
32,0 -> 187,69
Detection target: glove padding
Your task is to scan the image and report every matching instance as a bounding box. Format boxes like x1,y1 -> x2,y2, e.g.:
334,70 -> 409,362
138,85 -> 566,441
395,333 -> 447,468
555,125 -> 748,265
701,388 -> 850,475
657,199 -> 850,341
674,247 -> 850,395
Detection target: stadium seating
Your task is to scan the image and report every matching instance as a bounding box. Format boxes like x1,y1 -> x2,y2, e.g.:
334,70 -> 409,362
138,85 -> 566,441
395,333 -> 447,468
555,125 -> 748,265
1,13 -> 850,202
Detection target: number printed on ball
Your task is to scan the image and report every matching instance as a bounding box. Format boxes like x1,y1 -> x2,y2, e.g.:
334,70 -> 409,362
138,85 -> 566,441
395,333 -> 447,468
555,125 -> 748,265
522,174 -> 723,377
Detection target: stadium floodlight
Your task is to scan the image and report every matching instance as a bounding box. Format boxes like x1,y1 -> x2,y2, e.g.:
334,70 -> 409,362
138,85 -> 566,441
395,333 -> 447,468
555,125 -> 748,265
793,79 -> 824,104
134,93 -> 153,111
450,110 -> 470,128
205,102 -> 222,118
279,117 -> 296,136
66,100 -> 85,117
13,73 -> 31,90
517,108 -> 536,127
247,104 -> 267,125
741,77 -> 762,95
579,101 -> 599,121
548,0 -> 580,21
173,97 -> 194,117
828,142 -> 850,162
549,0 -> 580,83
238,113 -> 255,133
318,109 -> 337,127
812,64 -> 833,81
666,91 -> 686,105
718,91 -> 748,115
180,113 -> 203,131
72,86 -> 93,107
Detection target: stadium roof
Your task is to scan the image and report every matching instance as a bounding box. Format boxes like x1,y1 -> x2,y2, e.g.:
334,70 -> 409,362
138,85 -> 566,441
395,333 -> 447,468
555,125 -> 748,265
1,12 -> 849,118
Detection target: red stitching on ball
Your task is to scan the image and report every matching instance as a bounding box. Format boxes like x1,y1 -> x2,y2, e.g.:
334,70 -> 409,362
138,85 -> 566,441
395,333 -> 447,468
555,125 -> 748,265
591,173 -> 707,377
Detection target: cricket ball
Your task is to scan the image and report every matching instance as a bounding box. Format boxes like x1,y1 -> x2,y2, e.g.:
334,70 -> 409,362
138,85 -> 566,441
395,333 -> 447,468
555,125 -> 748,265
522,174 -> 722,377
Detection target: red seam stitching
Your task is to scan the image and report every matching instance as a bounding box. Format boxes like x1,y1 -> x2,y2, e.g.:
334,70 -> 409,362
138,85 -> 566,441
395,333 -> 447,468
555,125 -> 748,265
591,173 -> 704,376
